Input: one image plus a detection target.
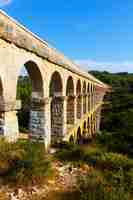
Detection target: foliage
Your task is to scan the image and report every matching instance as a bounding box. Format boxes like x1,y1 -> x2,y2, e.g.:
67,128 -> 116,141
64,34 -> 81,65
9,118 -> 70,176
55,142 -> 84,162
90,71 -> 133,155
17,76 -> 31,132
77,168 -> 131,200
0,138 -> 52,186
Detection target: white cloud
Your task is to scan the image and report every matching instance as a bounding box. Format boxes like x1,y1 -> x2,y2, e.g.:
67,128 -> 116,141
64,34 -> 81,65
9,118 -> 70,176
75,59 -> 133,73
0,0 -> 12,7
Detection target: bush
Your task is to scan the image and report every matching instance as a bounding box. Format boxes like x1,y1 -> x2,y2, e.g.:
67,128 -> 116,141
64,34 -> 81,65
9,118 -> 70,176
0,138 -> 25,176
52,141 -> 75,150
77,168 -> 131,200
0,139 -> 52,186
55,144 -> 84,162
83,147 -> 133,171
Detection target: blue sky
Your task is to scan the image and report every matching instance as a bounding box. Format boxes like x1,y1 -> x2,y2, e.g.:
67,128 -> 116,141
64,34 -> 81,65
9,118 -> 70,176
1,0 -> 133,72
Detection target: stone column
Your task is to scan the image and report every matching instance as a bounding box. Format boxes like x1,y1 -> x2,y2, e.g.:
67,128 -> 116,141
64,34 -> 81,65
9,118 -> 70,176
74,96 -> 77,124
0,100 -> 21,142
93,93 -> 95,110
43,98 -> 51,150
88,94 -> 91,113
86,95 -> 89,113
29,97 -> 51,149
90,92 -> 93,112
62,96 -> 67,137
81,95 -> 84,117
77,95 -> 82,119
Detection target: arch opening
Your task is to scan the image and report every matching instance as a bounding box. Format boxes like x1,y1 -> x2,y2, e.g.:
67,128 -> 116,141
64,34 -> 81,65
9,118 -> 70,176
50,71 -> 63,142
77,127 -> 82,144
76,80 -> 82,119
17,61 -> 44,140
66,76 -> 74,125
69,135 -> 74,144
50,71 -> 63,97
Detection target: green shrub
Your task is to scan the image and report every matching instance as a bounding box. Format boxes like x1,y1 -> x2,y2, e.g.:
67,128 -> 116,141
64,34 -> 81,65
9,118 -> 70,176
52,141 -> 75,150
83,147 -> 133,171
55,145 -> 84,162
77,168 -> 131,200
0,139 -> 52,186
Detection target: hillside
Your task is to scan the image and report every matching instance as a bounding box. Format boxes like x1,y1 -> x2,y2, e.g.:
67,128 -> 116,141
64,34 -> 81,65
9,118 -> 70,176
89,71 -> 133,155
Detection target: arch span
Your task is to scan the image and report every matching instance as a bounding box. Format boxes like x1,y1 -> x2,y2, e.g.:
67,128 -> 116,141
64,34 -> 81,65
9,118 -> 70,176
17,60 -> 45,140
50,71 -> 63,97
24,61 -> 44,97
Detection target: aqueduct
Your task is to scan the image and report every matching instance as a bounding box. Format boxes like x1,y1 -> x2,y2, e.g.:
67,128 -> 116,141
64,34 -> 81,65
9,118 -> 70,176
0,10 -> 108,149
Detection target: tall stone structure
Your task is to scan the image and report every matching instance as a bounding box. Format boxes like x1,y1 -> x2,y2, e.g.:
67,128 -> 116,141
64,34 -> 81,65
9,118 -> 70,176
0,10 -> 109,149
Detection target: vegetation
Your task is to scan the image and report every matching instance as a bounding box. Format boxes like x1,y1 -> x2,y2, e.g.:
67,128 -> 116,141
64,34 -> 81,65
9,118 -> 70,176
14,71 -> 133,199
17,76 -> 31,132
55,142 -> 133,199
0,138 -> 52,186
90,71 -> 133,156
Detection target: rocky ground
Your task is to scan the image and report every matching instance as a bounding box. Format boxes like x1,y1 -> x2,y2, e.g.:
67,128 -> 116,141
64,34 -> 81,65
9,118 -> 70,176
0,154 -> 90,200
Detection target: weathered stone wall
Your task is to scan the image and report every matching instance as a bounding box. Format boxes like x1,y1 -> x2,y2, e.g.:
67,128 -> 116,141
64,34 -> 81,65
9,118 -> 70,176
83,96 -> 87,114
77,96 -> 82,119
51,98 -> 63,141
67,97 -> 74,124
29,111 -> 45,141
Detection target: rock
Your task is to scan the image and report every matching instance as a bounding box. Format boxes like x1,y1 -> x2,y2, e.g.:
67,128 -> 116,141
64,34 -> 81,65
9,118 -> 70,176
48,148 -> 57,154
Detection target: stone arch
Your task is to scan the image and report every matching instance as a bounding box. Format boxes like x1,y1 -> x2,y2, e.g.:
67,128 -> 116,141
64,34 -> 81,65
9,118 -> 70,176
76,79 -> 82,119
66,76 -> 75,125
50,71 -> 63,142
21,61 -> 44,98
66,76 -> 74,96
77,126 -> 82,144
17,60 -> 45,140
50,71 -> 63,97
83,81 -> 87,114
16,60 -> 44,140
